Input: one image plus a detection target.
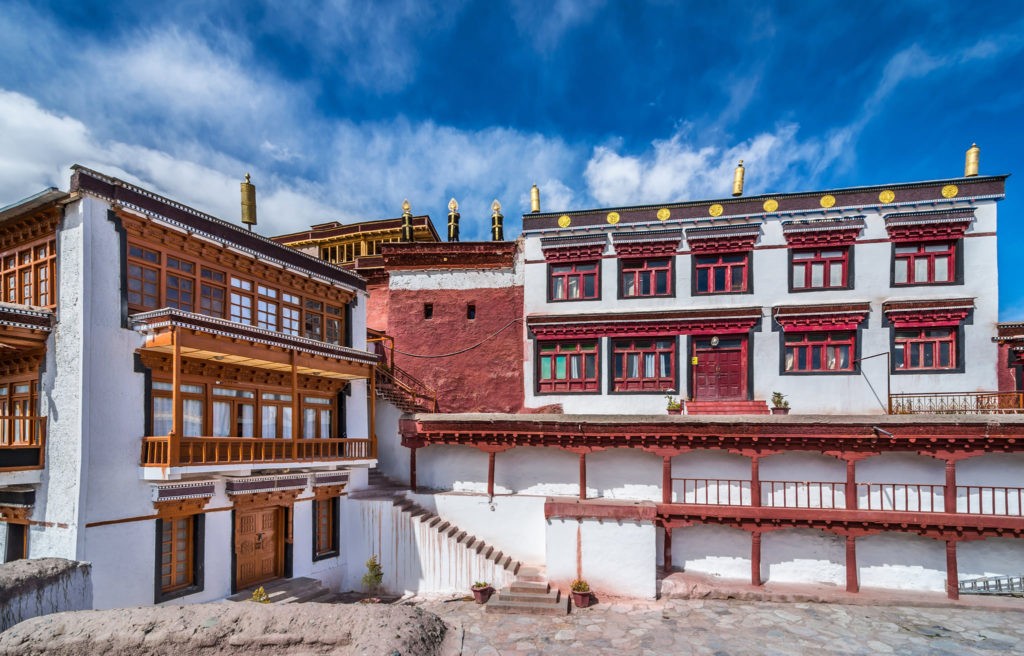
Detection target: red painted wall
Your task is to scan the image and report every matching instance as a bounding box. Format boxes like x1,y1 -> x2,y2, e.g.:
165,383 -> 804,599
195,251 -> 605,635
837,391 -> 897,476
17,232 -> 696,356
386,286 -> 524,413
997,342 -> 1020,391
365,280 -> 389,332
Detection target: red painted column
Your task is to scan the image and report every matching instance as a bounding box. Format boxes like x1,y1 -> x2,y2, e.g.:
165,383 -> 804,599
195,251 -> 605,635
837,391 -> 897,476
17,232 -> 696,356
944,459 -> 957,514
751,531 -> 762,586
662,455 -> 673,504
664,526 -> 673,571
946,540 -> 960,600
487,451 -> 496,498
750,456 -> 761,507
845,535 -> 859,593
409,446 -> 418,492
845,459 -> 857,510
579,452 -> 587,501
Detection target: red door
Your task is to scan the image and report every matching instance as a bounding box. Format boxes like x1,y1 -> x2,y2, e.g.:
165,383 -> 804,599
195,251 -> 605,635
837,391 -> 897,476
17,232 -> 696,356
693,339 -> 746,401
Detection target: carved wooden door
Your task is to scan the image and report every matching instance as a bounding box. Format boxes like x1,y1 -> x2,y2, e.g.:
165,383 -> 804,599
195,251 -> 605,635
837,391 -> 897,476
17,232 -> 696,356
694,341 -> 745,401
235,507 -> 282,589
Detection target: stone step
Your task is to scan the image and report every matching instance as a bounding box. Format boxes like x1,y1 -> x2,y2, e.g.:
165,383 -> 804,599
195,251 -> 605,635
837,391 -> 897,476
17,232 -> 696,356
485,596 -> 570,616
510,580 -> 550,594
496,588 -> 561,604
517,568 -> 546,583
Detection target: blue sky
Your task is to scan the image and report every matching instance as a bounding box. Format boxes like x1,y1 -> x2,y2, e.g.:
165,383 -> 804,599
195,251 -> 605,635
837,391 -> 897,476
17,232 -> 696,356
1,1 -> 1023,315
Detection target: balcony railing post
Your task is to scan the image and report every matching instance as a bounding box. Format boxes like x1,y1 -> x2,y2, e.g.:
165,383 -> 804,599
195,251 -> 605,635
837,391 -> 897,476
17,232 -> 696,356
944,459 -> 957,513
290,349 -> 299,460
169,326 -> 182,467
845,459 -> 857,510
750,456 -> 761,507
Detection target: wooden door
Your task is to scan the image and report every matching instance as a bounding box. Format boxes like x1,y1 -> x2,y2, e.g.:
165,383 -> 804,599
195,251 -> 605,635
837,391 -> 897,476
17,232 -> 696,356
235,507 -> 282,589
693,339 -> 746,401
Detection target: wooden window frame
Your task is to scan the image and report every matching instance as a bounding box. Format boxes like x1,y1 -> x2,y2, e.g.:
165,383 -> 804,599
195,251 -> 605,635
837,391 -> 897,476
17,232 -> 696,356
300,395 -> 335,439
790,247 -> 850,291
281,293 -> 302,336
610,337 -> 676,393
199,268 -> 227,319
165,256 -> 196,312
3,522 -> 28,562
693,252 -> 750,295
0,238 -> 57,309
620,257 -> 674,298
127,244 -> 161,311
154,513 -> 204,603
892,241 -> 959,286
230,277 -> 254,325
548,261 -> 600,302
312,496 -> 340,561
782,331 -> 857,374
536,341 -> 600,394
893,327 -> 959,372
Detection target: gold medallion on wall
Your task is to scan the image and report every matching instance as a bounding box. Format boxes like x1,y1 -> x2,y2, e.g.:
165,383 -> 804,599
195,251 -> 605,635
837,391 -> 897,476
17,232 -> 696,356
558,215 -> 572,228
942,184 -> 959,199
606,212 -> 620,225
657,208 -> 671,221
708,203 -> 724,217
879,189 -> 895,204
819,195 -> 836,208
763,199 -> 779,213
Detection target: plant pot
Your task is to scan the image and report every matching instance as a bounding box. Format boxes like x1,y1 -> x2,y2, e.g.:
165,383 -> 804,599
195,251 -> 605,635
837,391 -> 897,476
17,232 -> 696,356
771,407 -> 790,415
667,407 -> 683,415
571,590 -> 592,608
472,586 -> 494,604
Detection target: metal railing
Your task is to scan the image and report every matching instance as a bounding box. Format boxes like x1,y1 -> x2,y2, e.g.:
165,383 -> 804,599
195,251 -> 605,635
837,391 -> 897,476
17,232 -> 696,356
141,436 -> 374,467
959,575 -> 1024,596
889,391 -> 1024,415
667,477 -> 1024,518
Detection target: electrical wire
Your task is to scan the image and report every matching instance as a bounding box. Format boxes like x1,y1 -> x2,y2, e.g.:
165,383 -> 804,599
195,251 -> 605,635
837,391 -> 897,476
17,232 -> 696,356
389,318 -> 525,358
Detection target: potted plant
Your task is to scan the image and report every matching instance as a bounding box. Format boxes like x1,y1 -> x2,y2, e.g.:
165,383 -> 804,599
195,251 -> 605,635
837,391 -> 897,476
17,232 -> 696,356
570,578 -> 592,608
665,395 -> 683,415
471,581 -> 494,604
771,391 -> 790,415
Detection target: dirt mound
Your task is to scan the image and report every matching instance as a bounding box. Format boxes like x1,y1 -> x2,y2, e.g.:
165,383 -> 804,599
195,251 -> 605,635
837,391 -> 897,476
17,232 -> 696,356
0,601 -> 461,655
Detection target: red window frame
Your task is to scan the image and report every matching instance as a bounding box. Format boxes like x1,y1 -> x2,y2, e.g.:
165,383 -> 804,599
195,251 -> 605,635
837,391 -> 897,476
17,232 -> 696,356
537,341 -> 599,393
694,253 -> 748,294
549,262 -> 599,301
791,247 -> 848,290
621,257 -> 673,297
784,331 -> 855,372
612,338 -> 675,392
894,327 -> 957,370
893,241 -> 955,285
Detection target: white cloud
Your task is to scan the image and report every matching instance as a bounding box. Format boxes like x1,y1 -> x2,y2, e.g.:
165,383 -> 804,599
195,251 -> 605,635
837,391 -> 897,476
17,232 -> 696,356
511,0 -> 605,53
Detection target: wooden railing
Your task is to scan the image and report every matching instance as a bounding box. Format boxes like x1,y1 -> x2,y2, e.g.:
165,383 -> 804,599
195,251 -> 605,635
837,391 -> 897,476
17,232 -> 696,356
141,436 -> 375,467
889,391 -> 1024,415
376,363 -> 439,413
667,477 -> 1024,517
0,415 -> 46,470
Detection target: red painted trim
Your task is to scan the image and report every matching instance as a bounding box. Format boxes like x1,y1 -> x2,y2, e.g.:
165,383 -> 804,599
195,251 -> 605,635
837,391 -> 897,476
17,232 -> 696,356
886,221 -> 972,243
545,498 -> 658,522
530,315 -> 760,340
543,243 -> 605,262
784,227 -> 862,247
615,240 -> 680,257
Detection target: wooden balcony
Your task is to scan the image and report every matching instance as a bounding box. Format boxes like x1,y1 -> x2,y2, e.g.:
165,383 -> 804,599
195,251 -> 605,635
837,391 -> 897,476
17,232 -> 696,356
0,415 -> 46,471
141,436 -> 374,468
671,477 -> 1024,517
890,391 -> 1024,415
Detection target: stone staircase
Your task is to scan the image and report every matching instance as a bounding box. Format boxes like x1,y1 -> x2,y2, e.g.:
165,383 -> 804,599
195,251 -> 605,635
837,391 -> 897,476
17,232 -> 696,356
486,566 -> 569,615
375,365 -> 438,414
685,400 -> 771,415
227,576 -> 337,604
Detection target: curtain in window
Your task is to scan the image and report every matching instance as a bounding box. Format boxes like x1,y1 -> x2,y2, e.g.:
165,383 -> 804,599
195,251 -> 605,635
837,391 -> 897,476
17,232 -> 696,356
153,397 -> 172,435
261,406 -> 278,438
553,278 -> 565,299
212,402 -> 230,437
238,404 -> 255,438
183,399 -> 203,437
627,353 -> 639,378
569,354 -> 581,379
303,409 -> 316,438
644,353 -> 656,377
320,410 -> 332,439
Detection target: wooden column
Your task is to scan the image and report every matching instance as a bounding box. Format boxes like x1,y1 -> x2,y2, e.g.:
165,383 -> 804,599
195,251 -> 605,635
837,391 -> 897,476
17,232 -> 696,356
751,531 -> 762,586
750,456 -> 761,507
169,327 -> 182,467
845,535 -> 859,593
487,451 -> 496,498
946,540 -> 960,600
663,526 -> 673,571
579,452 -> 587,501
662,455 -> 672,504
944,459 -> 957,514
845,458 -> 857,510
290,349 -> 300,459
409,446 -> 418,493
368,366 -> 377,458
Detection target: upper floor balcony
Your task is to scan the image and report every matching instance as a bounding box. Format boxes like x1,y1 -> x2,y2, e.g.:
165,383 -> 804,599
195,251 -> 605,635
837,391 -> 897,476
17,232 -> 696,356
132,308 -> 378,480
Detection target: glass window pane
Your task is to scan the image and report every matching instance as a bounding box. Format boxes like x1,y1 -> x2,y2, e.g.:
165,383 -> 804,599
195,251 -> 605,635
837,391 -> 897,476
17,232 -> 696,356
555,355 -> 567,379
785,348 -> 794,371
320,410 -> 331,438
811,347 -> 821,370
793,264 -> 805,288
829,262 -> 844,286
262,405 -> 278,438
731,266 -> 744,289
894,259 -> 908,283
714,267 -> 726,291
540,357 -> 551,380
584,355 -> 596,378
303,409 -> 316,438
914,258 -> 928,282
655,270 -> 668,294
939,342 -> 952,367
213,401 -> 230,437
622,273 -> 634,296
238,404 -> 254,438
183,399 -> 203,437
696,268 -> 708,292
934,256 -> 950,282
583,275 -> 595,297
811,263 -> 824,287
153,397 -> 172,435
567,277 -> 579,298
553,278 -> 565,299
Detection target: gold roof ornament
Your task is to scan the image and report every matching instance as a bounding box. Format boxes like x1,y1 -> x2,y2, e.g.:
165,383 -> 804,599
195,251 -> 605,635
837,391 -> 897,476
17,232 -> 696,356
732,160 -> 745,197
447,197 -> 460,242
491,199 -> 504,242
401,199 -> 412,217
240,173 -> 257,230
400,198 -> 414,242
448,197 -> 459,213
492,199 -> 502,216
965,143 -> 980,177
530,184 -> 541,213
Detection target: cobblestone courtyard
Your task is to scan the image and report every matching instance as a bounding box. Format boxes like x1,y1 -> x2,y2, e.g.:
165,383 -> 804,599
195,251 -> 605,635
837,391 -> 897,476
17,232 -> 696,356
419,597 -> 1024,656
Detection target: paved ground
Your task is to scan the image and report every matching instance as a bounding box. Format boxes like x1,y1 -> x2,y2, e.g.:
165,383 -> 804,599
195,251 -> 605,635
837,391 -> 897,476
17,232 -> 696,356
418,596 -> 1024,656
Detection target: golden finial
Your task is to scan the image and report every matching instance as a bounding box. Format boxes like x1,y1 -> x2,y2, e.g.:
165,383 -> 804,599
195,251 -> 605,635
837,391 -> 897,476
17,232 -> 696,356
448,197 -> 458,213
400,198 -> 413,242
491,199 -> 502,216
401,198 -> 411,215
965,143 -> 980,177
447,197 -> 460,242
240,173 -> 257,230
530,184 -> 541,213
491,199 -> 504,242
732,160 -> 745,197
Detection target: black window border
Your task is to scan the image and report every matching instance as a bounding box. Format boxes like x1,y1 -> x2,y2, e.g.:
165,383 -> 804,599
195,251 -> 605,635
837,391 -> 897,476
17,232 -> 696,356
787,245 -> 855,293
889,238 -> 965,288
312,496 -> 341,562
154,513 -> 205,604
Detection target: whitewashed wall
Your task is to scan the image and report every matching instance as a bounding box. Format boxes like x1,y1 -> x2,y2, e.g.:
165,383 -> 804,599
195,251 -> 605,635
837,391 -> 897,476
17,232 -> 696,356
857,533 -> 946,591
670,524 -> 751,580
546,517 -> 657,598
762,529 -> 845,585
373,399 -> 408,484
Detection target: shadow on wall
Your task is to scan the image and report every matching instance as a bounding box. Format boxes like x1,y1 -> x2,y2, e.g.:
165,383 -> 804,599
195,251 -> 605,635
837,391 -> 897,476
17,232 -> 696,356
0,558 -> 92,632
